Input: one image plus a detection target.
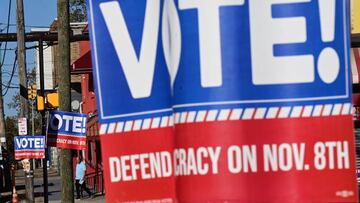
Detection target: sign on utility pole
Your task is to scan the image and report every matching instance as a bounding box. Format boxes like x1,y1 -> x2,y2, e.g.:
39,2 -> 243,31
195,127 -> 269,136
18,117 -> 27,136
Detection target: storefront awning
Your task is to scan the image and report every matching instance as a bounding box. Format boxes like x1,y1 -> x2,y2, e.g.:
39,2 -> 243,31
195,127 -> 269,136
352,48 -> 360,84
71,51 -> 93,74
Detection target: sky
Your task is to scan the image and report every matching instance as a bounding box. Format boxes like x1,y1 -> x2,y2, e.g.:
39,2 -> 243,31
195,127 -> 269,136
0,0 -> 57,117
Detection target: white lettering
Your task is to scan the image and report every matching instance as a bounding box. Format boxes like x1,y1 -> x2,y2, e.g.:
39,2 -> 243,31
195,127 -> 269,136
109,157 -> 121,182
62,115 -> 73,131
249,0 -> 314,85
72,116 -> 83,133
179,0 -> 245,87
100,1 -> 161,98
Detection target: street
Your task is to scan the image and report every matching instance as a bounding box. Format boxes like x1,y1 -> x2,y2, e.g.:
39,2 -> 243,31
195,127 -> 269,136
0,168 -> 105,203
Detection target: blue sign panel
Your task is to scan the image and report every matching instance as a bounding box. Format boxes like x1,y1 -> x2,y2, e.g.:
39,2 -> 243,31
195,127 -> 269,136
47,111 -> 87,136
47,111 -> 88,150
14,136 -> 45,159
15,136 -> 45,150
172,0 -> 351,111
88,0 -> 172,123
89,0 -> 351,122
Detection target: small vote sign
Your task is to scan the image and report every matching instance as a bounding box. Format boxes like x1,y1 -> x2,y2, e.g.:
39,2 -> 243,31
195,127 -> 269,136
47,110 -> 87,150
14,136 -> 45,160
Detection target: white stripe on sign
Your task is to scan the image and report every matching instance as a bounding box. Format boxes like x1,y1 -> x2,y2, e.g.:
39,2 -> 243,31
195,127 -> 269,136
124,121 -> 133,132
332,103 -> 342,115
187,111 -> 196,123
115,122 -> 124,133
278,107 -> 291,118
290,106 -> 303,118
133,119 -> 142,130
242,108 -> 255,120
230,108 -> 242,120
312,105 -> 323,116
99,124 -> 108,135
142,119 -> 151,130
322,104 -> 333,116
196,110 -> 207,122
161,116 -> 168,127
206,110 -> 218,121
254,108 -> 266,119
302,105 -> 313,117
107,122 -> 116,134
99,103 -> 352,134
342,103 -> 351,115
151,117 -> 161,128
266,107 -> 279,119
218,109 -> 231,121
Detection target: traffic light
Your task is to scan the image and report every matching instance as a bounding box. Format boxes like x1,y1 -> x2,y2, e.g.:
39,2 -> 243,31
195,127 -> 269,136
27,84 -> 37,100
46,93 -> 59,108
37,96 -> 44,111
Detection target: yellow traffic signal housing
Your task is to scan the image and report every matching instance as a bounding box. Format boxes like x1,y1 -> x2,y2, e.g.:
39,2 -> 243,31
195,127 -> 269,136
27,88 -> 34,100
27,84 -> 37,100
46,93 -> 59,108
37,96 -> 45,111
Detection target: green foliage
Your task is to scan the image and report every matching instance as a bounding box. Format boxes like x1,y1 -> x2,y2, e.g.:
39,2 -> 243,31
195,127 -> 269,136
70,0 -> 87,22
5,116 -> 17,161
8,68 -> 37,116
7,68 -> 42,136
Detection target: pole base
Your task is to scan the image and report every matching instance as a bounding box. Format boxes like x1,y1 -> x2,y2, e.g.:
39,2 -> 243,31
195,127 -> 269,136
12,191 -> 19,203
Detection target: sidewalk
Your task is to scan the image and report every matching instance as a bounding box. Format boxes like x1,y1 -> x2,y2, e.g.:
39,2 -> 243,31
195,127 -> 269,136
1,167 -> 105,203
42,195 -> 105,203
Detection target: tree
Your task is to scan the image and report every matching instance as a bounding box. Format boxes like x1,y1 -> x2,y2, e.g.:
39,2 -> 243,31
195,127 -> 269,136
70,0 -> 87,22
7,68 -> 42,135
5,116 -> 17,161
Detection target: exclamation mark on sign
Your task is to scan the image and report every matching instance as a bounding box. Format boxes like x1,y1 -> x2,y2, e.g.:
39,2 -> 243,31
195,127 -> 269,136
82,117 -> 87,133
317,0 -> 340,84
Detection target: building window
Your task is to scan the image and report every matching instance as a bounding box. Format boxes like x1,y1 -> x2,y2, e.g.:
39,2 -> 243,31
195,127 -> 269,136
95,140 -> 102,164
87,141 -> 93,165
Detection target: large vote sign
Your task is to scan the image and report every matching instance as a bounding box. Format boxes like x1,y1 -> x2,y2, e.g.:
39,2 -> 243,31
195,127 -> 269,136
88,0 -> 176,202
88,0 -> 357,202
14,136 -> 45,160
47,111 -> 87,150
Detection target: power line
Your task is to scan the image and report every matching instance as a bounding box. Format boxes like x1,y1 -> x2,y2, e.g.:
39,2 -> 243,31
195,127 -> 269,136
3,53 -> 17,96
0,0 -> 12,67
0,23 -> 49,29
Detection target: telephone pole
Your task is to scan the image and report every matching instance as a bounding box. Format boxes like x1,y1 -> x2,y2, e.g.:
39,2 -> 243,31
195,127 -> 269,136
16,0 -> 33,202
16,0 -> 29,117
58,0 -> 74,202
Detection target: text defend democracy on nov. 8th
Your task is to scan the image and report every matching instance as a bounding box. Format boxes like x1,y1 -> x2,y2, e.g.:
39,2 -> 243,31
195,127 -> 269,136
108,141 -> 350,182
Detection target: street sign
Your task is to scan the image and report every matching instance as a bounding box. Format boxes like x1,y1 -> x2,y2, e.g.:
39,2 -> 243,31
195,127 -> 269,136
88,0 -> 357,202
14,136 -> 45,160
18,117 -> 27,136
47,111 -> 87,150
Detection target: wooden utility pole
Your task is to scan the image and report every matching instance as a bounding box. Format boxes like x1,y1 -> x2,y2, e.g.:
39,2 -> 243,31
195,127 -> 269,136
58,0 -> 74,202
16,0 -> 33,202
0,56 -> 6,149
16,0 -> 29,117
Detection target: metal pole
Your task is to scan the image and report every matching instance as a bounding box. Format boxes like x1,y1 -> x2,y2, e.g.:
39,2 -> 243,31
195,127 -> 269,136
32,101 -> 35,170
39,38 -> 49,203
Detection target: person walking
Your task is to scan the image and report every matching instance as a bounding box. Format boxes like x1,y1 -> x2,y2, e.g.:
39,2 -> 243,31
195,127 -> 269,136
75,155 -> 92,199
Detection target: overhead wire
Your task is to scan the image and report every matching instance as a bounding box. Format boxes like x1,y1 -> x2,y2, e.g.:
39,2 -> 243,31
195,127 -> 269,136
0,23 -> 49,29
0,0 -> 12,67
3,53 -> 18,96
